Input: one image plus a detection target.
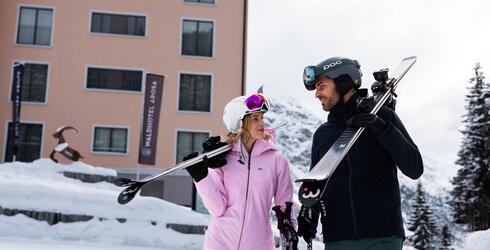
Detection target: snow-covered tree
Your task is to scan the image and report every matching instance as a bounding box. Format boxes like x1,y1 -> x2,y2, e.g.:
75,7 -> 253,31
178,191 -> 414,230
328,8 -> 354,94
439,224 -> 454,250
450,63 -> 490,231
408,182 -> 439,250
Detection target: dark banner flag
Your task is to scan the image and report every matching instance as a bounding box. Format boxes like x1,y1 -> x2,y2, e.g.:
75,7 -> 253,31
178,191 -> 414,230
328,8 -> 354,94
11,63 -> 25,162
138,74 -> 164,165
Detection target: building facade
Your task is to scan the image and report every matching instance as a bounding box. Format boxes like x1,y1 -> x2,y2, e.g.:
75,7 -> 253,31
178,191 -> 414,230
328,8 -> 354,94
0,0 -> 247,210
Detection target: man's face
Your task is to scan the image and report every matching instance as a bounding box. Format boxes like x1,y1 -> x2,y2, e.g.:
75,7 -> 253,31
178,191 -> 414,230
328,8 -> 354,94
315,76 -> 339,111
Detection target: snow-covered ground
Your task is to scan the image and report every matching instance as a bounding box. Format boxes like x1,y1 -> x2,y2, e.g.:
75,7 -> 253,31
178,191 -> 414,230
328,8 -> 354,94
0,159 -> 327,249
0,159 -> 206,250
0,237 -> 166,250
463,228 -> 490,250
1,159 -> 488,249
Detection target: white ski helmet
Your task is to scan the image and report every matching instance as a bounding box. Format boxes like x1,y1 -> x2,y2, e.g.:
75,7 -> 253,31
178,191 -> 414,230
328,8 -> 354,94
222,93 -> 270,133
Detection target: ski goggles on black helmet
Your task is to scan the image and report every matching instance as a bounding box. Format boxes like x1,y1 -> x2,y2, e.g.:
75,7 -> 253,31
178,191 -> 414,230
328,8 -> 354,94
244,93 -> 269,114
303,57 -> 361,91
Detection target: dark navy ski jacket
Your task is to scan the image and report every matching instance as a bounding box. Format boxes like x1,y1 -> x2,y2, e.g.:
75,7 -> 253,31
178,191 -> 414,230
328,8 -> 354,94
310,93 -> 423,243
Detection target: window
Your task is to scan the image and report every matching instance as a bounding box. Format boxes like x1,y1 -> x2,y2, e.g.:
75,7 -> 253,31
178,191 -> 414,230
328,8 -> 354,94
11,63 -> 48,103
184,0 -> 215,4
181,20 -> 214,57
93,127 -> 128,154
179,74 -> 211,112
91,12 -> 146,37
176,131 -> 209,163
5,123 -> 42,162
16,6 -> 53,46
86,67 -> 143,92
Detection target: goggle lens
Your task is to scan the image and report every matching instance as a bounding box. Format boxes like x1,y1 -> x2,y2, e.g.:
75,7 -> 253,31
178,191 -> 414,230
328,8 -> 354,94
245,93 -> 269,112
303,65 -> 317,86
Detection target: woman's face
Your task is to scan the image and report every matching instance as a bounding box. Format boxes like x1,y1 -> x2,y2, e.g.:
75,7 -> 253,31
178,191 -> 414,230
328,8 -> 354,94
245,112 -> 265,141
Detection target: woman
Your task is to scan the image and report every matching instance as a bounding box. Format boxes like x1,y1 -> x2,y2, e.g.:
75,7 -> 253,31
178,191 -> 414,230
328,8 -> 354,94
184,93 -> 294,250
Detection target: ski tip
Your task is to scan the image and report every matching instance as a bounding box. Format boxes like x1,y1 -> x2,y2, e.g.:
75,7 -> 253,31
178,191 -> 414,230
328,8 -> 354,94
116,183 -> 143,205
117,189 -> 138,205
113,177 -> 135,187
117,194 -> 132,205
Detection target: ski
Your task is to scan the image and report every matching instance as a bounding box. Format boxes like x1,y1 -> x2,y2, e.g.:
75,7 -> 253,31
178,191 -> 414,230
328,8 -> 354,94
296,56 -> 417,207
114,121 -> 287,205
114,144 -> 231,204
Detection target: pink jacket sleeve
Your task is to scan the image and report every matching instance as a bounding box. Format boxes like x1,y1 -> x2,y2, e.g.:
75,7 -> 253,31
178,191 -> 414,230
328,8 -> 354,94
194,168 -> 229,217
273,155 -> 296,225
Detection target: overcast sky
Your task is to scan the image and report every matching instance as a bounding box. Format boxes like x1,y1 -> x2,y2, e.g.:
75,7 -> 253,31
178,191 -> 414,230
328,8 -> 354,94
246,0 -> 490,164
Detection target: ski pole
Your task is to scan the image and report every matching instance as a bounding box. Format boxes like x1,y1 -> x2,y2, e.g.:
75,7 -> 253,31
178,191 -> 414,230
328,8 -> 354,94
272,205 -> 288,250
272,201 -> 298,250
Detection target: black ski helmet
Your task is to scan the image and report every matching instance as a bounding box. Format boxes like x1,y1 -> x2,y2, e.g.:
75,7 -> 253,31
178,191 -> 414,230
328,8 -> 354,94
303,57 -> 362,94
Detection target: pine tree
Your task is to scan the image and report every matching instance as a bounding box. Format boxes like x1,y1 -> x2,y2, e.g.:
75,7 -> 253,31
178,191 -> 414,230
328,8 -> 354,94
450,63 -> 490,231
439,224 -> 454,250
408,182 -> 439,250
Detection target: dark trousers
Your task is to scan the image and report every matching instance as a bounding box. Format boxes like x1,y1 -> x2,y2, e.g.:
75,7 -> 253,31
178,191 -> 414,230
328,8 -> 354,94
325,236 -> 403,250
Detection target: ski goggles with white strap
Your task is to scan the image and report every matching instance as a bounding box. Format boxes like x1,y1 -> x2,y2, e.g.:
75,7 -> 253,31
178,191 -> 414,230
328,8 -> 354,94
244,93 -> 270,114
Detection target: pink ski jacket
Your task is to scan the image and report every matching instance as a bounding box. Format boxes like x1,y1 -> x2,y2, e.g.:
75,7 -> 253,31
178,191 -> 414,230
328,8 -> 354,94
195,129 -> 294,250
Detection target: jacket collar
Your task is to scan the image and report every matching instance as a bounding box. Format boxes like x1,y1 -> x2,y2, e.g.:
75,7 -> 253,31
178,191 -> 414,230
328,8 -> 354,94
327,93 -> 360,124
231,128 -> 278,158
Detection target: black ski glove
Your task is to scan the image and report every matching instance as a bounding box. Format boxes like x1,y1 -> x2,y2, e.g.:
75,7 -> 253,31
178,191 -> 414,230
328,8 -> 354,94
201,136 -> 228,169
273,202 -> 299,249
183,152 -> 208,183
183,136 -> 229,182
348,113 -> 387,136
297,206 -> 318,243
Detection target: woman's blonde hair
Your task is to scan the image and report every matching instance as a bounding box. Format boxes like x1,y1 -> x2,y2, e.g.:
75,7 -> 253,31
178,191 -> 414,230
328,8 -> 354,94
225,114 -> 253,145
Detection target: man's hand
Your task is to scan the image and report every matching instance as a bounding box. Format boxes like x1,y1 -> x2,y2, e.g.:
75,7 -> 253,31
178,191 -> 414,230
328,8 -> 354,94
348,113 -> 387,136
297,206 -> 318,242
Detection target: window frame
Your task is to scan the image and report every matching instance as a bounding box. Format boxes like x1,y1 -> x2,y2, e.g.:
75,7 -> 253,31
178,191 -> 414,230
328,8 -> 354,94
84,64 -> 145,94
174,129 -> 210,164
14,4 -> 55,48
91,125 -> 130,156
177,71 -> 214,114
88,10 -> 148,39
179,17 -> 216,59
183,0 -> 217,6
8,60 -> 50,105
2,120 -> 44,163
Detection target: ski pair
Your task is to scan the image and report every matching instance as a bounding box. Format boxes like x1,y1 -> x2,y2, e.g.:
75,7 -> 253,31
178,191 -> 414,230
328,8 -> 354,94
296,56 -> 418,207
113,144 -> 231,204
114,121 -> 287,205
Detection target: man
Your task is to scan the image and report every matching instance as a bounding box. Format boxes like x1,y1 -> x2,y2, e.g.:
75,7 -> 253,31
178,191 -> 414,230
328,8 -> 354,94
297,57 -> 424,250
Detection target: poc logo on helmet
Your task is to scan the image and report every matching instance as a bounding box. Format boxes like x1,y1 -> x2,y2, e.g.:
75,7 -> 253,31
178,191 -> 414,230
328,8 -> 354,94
323,60 -> 343,70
